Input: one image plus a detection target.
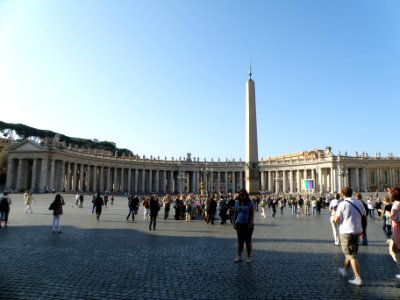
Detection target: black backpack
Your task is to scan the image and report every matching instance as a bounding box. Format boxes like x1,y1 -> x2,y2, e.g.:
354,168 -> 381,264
0,197 -> 10,211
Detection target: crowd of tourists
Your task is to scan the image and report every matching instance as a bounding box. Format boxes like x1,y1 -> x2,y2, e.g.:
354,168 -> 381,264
0,186 -> 399,284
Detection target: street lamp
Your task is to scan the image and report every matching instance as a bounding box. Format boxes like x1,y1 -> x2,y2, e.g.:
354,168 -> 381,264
200,167 -> 213,196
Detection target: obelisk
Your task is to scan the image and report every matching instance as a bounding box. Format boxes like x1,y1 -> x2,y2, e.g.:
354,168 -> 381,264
245,65 -> 260,194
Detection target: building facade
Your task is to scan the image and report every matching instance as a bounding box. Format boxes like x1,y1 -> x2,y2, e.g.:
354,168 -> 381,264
4,139 -> 400,194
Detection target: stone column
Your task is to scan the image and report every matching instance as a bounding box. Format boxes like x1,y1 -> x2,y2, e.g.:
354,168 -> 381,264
134,169 -> 139,193
377,167 -> 381,191
72,163 -> 78,192
65,162 -> 70,191
355,168 -> 360,192
86,165 -> 91,192
267,172 -> 272,193
289,170 -> 294,193
31,159 -> 38,192
232,171 -> 236,193
59,160 -> 65,192
40,158 -> 49,193
317,167 -> 322,193
169,171 -> 174,193
100,166 -> 105,193
113,167 -> 118,192
49,159 -> 56,192
5,158 -> 15,191
127,168 -> 132,193
217,171 -> 221,193
274,172 -> 279,193
93,166 -> 97,192
148,169 -> 153,193
78,164 -> 84,192
239,172 -> 243,191
297,170 -> 301,193
155,170 -> 160,193
16,158 -> 24,192
106,167 -> 111,192
260,171 -> 265,191
162,171 -> 166,193
141,169 -> 145,193
190,171 -> 195,194
121,168 -> 125,193
283,171 -> 287,193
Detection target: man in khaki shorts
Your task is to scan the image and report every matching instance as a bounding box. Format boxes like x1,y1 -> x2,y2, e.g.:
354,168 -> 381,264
333,186 -> 367,286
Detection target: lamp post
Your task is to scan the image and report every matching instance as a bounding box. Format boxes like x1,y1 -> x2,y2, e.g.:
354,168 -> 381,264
200,167 -> 213,197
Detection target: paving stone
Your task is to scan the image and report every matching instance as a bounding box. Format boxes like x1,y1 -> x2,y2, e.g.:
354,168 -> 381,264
0,194 -> 399,299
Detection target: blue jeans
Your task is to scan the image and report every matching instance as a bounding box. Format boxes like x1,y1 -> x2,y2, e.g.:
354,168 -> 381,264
368,209 -> 375,219
127,208 -> 135,220
312,207 -> 317,215
149,215 -> 157,230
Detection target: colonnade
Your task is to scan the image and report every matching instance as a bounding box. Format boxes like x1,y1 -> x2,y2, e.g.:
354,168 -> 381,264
6,140 -> 400,195
260,165 -> 400,194
5,156 -> 246,194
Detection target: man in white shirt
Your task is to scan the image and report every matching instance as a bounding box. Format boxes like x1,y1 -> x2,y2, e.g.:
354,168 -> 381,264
333,187 -> 367,286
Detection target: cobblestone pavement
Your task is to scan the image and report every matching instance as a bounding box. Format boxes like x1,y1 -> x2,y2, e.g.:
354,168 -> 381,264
0,193 -> 399,299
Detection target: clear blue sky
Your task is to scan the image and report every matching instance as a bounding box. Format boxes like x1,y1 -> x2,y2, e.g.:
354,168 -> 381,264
1,0 -> 399,160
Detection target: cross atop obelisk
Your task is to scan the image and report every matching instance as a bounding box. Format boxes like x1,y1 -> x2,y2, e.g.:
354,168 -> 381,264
245,64 -> 260,194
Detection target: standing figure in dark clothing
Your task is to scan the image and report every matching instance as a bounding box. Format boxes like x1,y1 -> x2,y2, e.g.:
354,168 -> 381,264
94,193 -> 104,221
227,196 -> 236,224
206,195 -> 217,224
219,195 -> 228,224
126,194 -> 136,221
149,196 -> 160,230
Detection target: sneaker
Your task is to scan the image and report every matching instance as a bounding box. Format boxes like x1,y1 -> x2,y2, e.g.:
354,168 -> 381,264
246,257 -> 252,263
338,267 -> 347,277
348,278 -> 363,286
234,257 -> 242,263
396,274 -> 400,279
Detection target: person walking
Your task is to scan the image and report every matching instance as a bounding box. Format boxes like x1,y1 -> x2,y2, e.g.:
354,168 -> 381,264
206,195 -> 217,224
367,195 -> 375,219
219,195 -> 228,224
143,197 -> 150,219
234,189 -> 255,263
126,194 -> 136,221
149,196 -> 160,230
333,187 -> 367,286
0,191 -> 12,228
93,193 -> 104,221
228,195 -> 236,224
162,194 -> 172,220
329,193 -> 341,246
355,193 -> 369,246
382,196 -> 393,243
260,196 -> 267,218
388,188 -> 400,280
49,194 -> 65,234
78,194 -> 84,208
24,191 -> 35,214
